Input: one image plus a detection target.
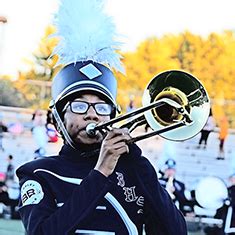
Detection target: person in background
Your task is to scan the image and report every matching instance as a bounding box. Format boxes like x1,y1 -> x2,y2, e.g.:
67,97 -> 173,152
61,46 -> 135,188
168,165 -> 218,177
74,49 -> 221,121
31,110 -> 48,158
5,155 -> 15,184
126,99 -> 136,113
0,172 -> 19,219
5,155 -> 20,219
197,108 -> 216,149
0,172 -> 8,216
126,98 -> 137,124
217,115 -> 229,160
16,0 -> 187,234
225,174 -> 235,234
46,109 -> 58,143
159,159 -> 196,216
0,119 -> 7,152
204,174 -> 235,235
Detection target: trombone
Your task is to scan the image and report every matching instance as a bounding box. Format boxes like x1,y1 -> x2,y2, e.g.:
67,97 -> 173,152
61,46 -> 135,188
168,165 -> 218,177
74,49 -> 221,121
86,70 -> 210,143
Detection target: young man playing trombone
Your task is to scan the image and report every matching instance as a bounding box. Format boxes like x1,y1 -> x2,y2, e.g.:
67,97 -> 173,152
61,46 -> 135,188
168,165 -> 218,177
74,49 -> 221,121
16,0 -> 187,234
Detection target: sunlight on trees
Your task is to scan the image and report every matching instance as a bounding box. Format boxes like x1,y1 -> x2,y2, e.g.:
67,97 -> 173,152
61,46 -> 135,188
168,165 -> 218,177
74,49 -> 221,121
2,28 -> 235,127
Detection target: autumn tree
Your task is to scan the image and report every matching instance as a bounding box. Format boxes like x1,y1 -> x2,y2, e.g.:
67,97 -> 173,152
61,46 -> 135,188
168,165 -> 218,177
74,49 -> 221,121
12,27 -> 235,126
115,31 -> 235,127
14,25 -> 59,109
0,76 -> 28,107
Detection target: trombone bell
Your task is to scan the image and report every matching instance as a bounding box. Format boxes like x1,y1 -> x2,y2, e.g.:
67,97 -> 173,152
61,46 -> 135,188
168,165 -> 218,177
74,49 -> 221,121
86,70 -> 210,143
152,87 -> 190,126
143,70 -> 210,141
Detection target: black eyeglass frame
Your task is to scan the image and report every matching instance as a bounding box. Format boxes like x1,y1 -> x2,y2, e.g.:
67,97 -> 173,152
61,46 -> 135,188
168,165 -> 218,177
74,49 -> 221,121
64,100 -> 115,116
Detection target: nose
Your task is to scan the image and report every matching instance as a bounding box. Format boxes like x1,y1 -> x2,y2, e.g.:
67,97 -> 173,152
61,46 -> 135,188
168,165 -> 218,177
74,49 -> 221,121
83,106 -> 99,121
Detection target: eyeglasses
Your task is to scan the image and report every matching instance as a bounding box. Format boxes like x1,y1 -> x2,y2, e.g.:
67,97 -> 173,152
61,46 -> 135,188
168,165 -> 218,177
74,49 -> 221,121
66,100 -> 114,116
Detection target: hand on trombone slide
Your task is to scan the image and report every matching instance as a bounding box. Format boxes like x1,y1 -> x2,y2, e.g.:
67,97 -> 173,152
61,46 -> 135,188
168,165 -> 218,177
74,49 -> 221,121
95,127 -> 131,177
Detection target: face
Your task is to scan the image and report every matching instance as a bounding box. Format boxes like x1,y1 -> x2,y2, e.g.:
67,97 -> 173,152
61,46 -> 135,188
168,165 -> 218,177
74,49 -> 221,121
229,176 -> 235,185
165,168 -> 176,178
63,93 -> 111,145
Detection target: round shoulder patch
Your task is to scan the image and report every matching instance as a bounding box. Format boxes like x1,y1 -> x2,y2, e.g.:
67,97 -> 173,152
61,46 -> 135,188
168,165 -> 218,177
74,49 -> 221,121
21,180 -> 44,206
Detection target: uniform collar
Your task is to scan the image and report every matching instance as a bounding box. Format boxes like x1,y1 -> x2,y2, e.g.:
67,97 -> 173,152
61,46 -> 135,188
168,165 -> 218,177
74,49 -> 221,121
59,143 -> 142,163
59,143 -> 101,163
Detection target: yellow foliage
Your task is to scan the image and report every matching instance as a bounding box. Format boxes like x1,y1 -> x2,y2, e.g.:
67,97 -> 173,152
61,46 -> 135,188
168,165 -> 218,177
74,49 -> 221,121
14,26 -> 235,127
115,31 -> 235,127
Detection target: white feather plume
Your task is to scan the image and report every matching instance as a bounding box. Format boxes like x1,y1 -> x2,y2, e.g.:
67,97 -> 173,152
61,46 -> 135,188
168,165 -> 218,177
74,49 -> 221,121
51,0 -> 125,73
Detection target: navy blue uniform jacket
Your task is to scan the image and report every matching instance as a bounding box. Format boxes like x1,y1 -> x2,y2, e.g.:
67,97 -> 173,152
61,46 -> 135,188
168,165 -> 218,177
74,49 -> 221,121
159,177 -> 190,215
16,144 -> 187,235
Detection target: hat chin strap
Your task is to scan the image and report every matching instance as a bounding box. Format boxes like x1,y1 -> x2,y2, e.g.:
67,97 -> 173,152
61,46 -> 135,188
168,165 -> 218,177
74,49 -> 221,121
52,106 -> 77,149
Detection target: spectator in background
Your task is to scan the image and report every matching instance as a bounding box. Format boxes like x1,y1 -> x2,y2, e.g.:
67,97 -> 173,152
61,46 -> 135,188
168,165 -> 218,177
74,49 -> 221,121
125,98 -> 137,125
159,159 -> 196,216
31,110 -> 48,158
46,110 -> 58,143
5,155 -> 15,184
126,99 -> 135,113
204,174 -> 235,235
0,172 -> 8,216
197,108 -> 216,149
217,115 -> 229,160
46,109 -> 53,125
0,172 -> 19,219
224,174 -> 235,234
0,120 -> 7,152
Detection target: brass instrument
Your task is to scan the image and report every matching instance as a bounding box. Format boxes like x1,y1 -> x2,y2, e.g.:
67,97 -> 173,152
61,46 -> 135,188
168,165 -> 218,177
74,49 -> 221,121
86,70 -> 210,142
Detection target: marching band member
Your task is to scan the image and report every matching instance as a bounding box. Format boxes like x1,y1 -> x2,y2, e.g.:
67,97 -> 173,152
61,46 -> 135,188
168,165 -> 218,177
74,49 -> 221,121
159,159 -> 195,216
16,0 -> 187,234
204,174 -> 235,235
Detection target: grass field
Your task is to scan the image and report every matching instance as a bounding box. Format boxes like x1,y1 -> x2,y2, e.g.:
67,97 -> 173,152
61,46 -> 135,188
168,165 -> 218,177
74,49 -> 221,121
0,219 -> 25,235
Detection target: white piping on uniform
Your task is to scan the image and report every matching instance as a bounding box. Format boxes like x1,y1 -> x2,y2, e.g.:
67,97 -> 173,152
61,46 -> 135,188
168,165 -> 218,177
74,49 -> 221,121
34,169 -> 138,234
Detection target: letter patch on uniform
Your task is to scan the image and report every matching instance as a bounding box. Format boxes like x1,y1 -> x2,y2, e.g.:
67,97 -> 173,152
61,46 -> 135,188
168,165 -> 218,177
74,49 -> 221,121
21,180 -> 44,206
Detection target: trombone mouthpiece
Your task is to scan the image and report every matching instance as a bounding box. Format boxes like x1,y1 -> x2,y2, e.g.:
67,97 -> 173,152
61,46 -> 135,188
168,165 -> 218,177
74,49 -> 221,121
86,123 -> 98,137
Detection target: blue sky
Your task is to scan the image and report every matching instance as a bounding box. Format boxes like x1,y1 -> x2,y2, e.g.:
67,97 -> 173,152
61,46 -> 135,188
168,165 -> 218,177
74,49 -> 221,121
0,0 -> 235,77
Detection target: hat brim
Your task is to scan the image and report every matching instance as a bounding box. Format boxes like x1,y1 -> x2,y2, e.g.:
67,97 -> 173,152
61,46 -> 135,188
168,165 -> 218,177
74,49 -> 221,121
56,80 -> 117,106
